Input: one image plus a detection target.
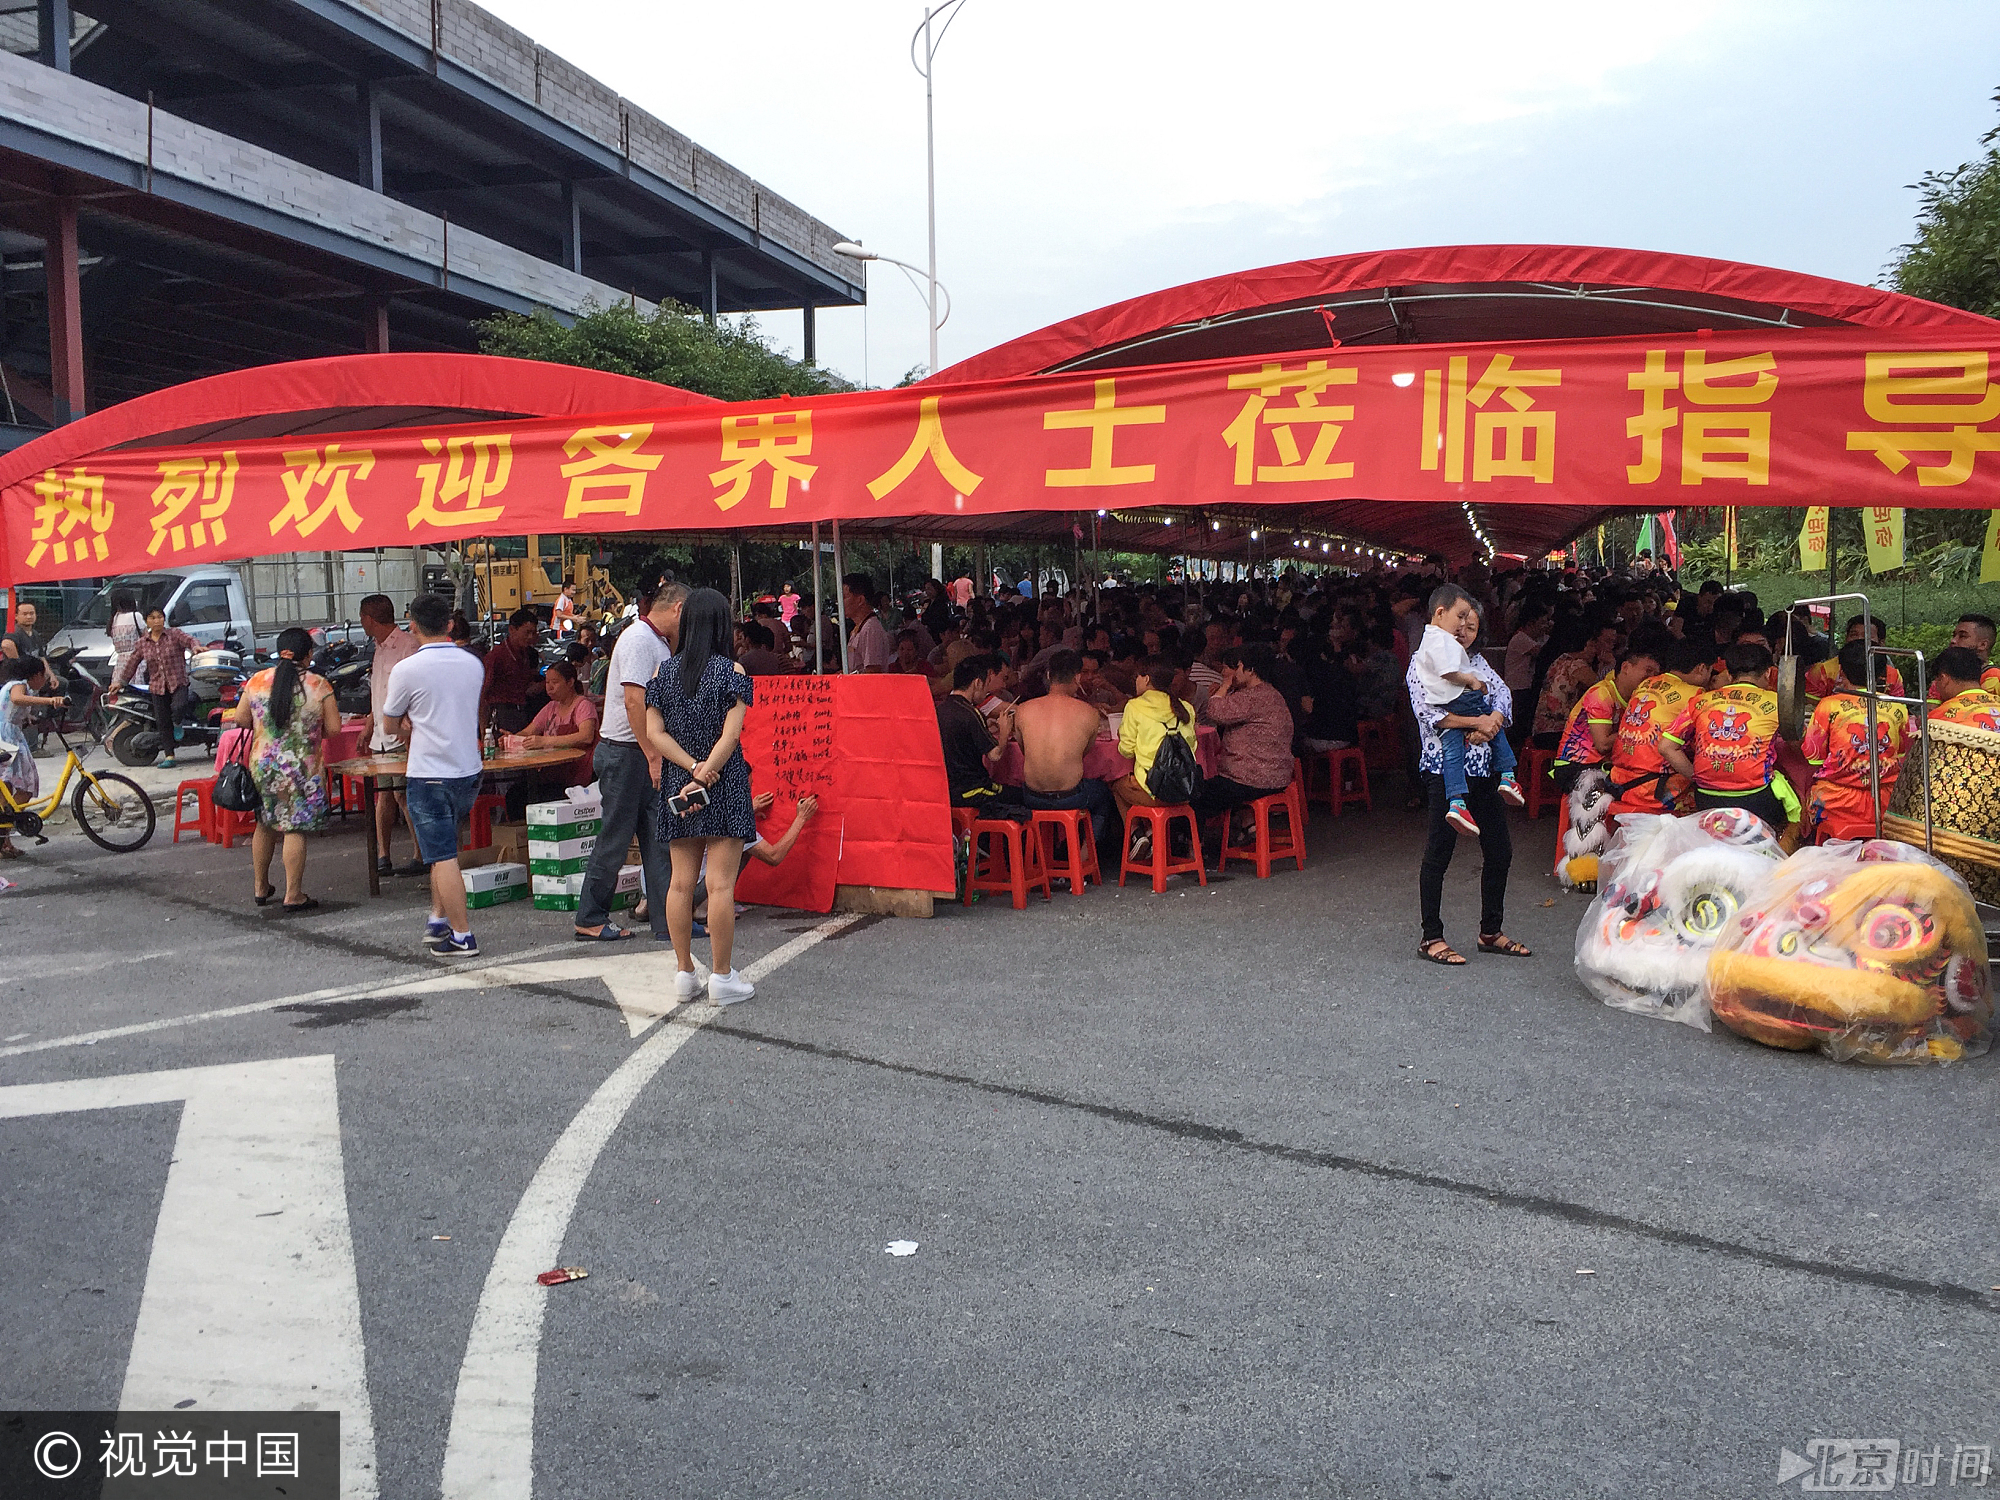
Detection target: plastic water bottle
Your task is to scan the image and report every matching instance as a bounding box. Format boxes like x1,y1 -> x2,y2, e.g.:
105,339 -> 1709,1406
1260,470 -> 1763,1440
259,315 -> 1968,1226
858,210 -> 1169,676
484,723 -> 497,761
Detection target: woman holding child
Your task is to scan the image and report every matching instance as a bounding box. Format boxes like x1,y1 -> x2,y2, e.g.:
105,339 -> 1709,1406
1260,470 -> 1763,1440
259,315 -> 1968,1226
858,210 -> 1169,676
1409,585 -> 1532,967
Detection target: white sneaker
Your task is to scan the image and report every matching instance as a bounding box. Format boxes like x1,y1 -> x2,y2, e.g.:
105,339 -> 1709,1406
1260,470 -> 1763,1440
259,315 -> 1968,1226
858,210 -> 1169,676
673,969 -> 702,1003
708,969 -> 755,1006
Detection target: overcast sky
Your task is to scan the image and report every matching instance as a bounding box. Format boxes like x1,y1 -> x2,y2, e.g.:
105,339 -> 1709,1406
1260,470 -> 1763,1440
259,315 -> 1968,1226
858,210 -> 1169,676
482,0 -> 1999,387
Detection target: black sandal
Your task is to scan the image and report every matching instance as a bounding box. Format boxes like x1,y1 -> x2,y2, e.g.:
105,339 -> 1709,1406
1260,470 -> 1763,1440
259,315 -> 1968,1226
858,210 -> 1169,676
280,896 -> 321,915
1419,938 -> 1467,966
1478,932 -> 1532,957
254,885 -> 276,906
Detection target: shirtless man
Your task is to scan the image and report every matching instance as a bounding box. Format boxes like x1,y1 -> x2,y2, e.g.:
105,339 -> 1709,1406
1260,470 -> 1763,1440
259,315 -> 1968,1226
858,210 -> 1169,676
1013,649 -> 1115,849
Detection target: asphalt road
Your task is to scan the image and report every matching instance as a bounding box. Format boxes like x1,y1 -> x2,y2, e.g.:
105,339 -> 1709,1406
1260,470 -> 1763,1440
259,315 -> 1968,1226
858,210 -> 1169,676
2,793 -> 1996,1500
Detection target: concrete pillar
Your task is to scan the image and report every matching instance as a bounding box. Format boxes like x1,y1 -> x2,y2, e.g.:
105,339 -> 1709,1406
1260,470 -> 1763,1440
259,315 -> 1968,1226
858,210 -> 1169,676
356,78 -> 383,193
701,250 -> 717,323
559,180 -> 582,275
363,296 -> 390,353
37,0 -> 71,72
45,200 -> 83,425
801,301 -> 815,364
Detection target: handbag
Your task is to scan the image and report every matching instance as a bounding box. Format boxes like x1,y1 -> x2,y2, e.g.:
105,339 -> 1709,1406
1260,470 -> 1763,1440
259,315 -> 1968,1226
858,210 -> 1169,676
213,728 -> 261,814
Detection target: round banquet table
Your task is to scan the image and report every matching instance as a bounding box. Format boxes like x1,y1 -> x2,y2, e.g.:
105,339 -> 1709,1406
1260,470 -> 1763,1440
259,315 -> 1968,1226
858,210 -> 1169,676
993,724 -> 1218,789
328,746 -> 586,896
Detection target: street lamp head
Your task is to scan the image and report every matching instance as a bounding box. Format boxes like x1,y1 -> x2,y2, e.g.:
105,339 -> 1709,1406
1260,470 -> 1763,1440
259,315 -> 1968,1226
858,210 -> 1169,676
832,241 -> 877,261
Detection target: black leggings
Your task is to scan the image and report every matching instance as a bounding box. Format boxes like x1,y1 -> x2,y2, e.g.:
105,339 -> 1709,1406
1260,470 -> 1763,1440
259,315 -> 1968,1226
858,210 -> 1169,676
1419,771 -> 1512,943
148,686 -> 187,751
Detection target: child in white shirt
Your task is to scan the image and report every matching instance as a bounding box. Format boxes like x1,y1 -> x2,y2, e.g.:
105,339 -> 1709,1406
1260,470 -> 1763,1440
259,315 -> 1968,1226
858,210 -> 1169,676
1415,586 -> 1524,835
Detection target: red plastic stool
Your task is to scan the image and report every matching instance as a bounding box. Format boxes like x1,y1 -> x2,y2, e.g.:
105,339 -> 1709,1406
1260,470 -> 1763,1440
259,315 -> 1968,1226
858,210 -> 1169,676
1211,780 -> 1307,879
469,792 -> 508,849
214,805 -> 256,849
172,777 -> 215,844
1318,746 -> 1371,815
1357,716 -> 1398,771
1291,757 -> 1309,830
1031,808 -> 1101,894
1524,744 -> 1558,819
966,814 -> 1052,909
1118,803 -> 1206,894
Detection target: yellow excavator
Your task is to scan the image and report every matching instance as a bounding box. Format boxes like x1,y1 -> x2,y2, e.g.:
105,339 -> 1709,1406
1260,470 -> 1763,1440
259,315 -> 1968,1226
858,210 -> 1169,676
462,537 -> 623,624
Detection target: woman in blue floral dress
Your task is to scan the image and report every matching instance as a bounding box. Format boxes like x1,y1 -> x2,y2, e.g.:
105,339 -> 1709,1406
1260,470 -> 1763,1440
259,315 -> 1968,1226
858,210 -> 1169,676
644,588 -> 757,1006
231,627 -> 340,913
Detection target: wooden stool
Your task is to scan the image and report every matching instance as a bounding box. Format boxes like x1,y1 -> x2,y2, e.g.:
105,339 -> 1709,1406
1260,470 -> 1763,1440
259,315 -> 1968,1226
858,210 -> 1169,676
1357,716 -> 1398,771
469,792 -> 508,849
967,814 -> 1052,909
1212,779 -> 1307,879
172,777 -> 214,845
1524,744 -> 1558,819
1318,746 -> 1371,815
1031,808 -> 1101,894
1119,803 -> 1206,894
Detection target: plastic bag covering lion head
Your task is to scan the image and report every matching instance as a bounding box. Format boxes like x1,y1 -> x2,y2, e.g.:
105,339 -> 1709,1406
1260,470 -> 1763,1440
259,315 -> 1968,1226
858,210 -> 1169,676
1573,808 -> 1786,1030
1706,840 -> 1993,1064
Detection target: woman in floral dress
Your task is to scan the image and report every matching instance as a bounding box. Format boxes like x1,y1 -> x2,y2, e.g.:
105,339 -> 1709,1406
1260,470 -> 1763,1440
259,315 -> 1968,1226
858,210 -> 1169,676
230,627 -> 340,913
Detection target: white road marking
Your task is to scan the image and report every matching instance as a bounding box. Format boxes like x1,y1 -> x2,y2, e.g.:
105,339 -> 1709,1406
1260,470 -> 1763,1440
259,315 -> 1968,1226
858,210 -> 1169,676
0,937 -> 592,1058
393,949 -> 712,1037
0,1056 -> 379,1499
438,912 -> 864,1500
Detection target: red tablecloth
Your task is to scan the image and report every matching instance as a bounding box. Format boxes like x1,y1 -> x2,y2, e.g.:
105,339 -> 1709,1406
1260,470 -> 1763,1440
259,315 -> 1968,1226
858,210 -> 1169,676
995,724 -> 1218,788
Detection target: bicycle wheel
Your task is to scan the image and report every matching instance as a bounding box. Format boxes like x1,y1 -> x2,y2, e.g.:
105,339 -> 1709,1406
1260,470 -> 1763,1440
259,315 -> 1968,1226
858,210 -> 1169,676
72,771 -> 157,851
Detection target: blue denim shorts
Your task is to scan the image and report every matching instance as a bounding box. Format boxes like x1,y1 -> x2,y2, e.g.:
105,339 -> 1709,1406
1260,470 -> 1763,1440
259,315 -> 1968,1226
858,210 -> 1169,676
404,773 -> 482,865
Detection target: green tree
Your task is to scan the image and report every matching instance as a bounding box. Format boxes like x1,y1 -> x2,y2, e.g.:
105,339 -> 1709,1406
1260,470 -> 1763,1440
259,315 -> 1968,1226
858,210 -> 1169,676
1886,88 -> 2000,317
475,300 -> 853,401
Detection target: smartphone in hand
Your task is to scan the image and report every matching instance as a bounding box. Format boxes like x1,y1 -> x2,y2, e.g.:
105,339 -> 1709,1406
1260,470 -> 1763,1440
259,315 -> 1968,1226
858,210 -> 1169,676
666,781 -> 711,818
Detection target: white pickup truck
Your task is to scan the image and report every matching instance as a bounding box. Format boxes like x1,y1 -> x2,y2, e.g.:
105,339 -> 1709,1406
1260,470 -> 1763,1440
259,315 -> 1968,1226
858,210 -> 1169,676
47,564 -> 257,677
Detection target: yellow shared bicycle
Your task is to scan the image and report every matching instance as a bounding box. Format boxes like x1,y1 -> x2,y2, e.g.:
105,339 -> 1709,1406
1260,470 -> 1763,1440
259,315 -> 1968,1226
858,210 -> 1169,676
0,720 -> 156,852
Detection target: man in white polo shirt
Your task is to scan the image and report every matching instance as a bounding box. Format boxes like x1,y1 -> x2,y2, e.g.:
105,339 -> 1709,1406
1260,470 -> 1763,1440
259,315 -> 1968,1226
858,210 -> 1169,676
383,591 -> 488,957
575,578 -> 684,942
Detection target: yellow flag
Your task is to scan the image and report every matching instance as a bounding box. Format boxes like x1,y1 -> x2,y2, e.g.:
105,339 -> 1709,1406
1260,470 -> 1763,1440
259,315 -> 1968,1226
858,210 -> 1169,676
1983,512 -> 2000,584
1798,506 -> 1830,571
1862,505 -> 1905,575
1724,507 -> 1739,569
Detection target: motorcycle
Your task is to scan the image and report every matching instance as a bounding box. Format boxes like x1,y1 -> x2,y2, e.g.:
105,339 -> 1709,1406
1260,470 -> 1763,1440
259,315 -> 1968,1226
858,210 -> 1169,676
102,644 -> 247,767
309,637 -> 375,718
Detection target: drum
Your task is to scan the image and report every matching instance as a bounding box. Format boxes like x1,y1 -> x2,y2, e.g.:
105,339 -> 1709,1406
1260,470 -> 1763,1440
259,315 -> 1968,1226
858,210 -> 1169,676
1884,716 -> 2000,904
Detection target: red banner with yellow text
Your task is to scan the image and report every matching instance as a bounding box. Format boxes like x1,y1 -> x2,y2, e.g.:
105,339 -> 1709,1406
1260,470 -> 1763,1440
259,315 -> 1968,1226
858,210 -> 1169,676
13,329 -> 2000,582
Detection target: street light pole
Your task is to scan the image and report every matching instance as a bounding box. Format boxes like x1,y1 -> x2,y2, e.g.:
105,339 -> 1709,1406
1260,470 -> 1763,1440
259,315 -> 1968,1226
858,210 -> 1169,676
921,5 -> 940,379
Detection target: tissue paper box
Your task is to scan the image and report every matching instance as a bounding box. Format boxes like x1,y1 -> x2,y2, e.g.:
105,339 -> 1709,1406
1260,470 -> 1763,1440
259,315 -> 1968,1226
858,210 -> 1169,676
461,862 -> 528,909
527,833 -> 596,876
526,800 -> 603,838
531,867 -> 638,912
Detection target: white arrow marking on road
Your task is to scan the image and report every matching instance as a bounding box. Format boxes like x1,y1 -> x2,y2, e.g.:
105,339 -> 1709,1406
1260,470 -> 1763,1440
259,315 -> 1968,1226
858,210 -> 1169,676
389,949 -> 711,1038
0,1056 -> 378,1499
439,912 -> 864,1500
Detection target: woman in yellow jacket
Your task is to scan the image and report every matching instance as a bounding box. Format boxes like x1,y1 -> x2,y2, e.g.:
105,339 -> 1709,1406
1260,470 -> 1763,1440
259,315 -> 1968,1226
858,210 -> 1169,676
1113,656 -> 1199,821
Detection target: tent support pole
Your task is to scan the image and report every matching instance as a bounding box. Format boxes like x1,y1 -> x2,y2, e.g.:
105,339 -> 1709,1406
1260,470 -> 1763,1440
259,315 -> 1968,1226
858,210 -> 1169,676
812,522 -> 824,675
833,519 -> 851,674
729,542 -> 742,618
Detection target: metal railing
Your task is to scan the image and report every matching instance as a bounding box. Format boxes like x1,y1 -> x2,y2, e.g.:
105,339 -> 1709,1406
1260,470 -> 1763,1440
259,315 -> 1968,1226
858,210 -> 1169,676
1784,592 -> 1931,852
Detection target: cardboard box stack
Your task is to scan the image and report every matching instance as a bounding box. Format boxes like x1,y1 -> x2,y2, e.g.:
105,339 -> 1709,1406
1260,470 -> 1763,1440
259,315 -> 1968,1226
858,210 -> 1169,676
462,862 -> 528,908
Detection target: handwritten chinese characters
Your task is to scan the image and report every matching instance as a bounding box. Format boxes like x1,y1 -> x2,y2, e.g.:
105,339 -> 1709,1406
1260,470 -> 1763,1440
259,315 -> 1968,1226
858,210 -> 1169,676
757,675 -> 837,799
